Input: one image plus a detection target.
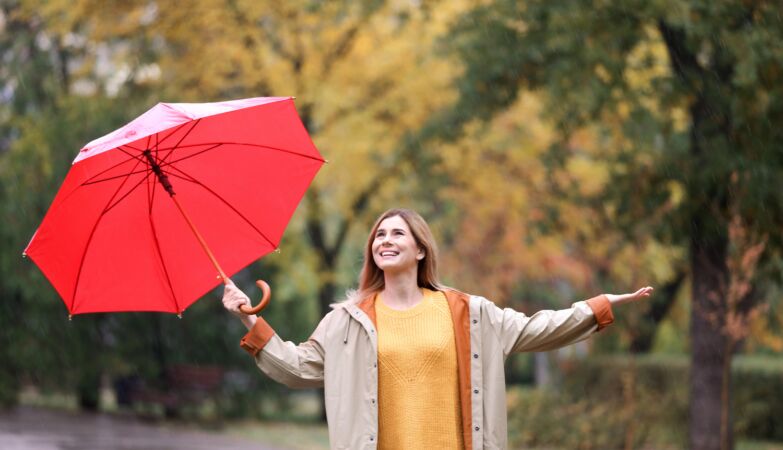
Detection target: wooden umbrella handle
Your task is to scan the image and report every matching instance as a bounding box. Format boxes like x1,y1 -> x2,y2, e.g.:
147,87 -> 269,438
239,279 -> 271,315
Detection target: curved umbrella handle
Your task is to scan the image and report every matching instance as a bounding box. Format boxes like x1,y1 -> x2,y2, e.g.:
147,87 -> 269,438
239,279 -> 271,315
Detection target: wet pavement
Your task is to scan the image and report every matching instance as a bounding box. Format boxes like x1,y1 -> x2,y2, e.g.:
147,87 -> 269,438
0,406 -> 282,449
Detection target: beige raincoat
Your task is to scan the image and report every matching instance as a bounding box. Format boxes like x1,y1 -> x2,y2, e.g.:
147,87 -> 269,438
239,289 -> 614,449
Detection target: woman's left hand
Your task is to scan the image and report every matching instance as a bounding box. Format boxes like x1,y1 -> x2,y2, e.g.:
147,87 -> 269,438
605,286 -> 654,306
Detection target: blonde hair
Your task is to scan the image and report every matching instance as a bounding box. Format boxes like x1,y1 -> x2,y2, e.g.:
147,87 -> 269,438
357,208 -> 444,299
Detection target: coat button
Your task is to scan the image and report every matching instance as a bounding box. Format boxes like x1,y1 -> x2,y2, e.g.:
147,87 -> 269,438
370,436 -> 375,442
475,426 -> 480,431
473,353 -> 478,359
472,319 -> 478,324
473,389 -> 479,394
371,398 -> 376,404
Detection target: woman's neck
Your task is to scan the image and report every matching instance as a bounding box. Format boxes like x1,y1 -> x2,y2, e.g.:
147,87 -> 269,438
381,269 -> 423,310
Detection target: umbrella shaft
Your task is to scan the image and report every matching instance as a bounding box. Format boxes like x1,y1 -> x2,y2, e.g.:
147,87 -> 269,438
143,150 -> 175,196
143,150 -> 227,284
170,195 -> 229,284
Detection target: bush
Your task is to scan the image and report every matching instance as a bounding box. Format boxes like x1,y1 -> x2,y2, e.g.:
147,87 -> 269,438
507,354 -> 783,449
733,357 -> 783,441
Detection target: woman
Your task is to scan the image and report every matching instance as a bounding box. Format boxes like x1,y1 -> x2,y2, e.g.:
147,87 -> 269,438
223,208 -> 653,450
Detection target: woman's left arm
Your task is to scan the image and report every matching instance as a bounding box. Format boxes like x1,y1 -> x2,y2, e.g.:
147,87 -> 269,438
492,286 -> 653,355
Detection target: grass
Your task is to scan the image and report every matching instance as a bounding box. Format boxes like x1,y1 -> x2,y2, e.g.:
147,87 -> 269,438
738,441 -> 783,450
227,420 -> 329,450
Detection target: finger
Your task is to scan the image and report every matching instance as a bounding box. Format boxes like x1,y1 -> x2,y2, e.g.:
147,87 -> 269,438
224,284 -> 244,299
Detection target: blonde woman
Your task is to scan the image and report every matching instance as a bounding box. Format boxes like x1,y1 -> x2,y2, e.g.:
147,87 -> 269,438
223,208 -> 653,450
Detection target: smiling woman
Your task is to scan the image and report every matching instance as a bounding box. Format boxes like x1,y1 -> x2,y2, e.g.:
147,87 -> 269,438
222,208 -> 653,450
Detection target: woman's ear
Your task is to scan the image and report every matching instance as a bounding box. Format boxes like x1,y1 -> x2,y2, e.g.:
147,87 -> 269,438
417,248 -> 425,261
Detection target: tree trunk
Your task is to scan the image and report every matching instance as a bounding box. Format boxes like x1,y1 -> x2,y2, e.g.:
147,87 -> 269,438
689,228 -> 732,450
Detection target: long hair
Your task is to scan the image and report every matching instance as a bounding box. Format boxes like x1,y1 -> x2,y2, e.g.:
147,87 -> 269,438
357,208 -> 444,299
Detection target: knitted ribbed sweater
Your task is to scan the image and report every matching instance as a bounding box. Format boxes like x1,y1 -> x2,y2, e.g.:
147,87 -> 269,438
375,289 -> 463,449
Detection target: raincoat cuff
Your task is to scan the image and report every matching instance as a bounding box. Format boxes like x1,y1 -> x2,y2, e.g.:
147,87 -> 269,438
239,318 -> 276,357
585,295 -> 614,331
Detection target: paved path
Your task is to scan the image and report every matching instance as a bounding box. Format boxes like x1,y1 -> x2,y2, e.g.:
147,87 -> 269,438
0,406 -> 282,449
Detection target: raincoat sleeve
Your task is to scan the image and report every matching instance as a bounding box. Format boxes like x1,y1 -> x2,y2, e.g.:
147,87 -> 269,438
483,295 -> 614,356
239,314 -> 328,389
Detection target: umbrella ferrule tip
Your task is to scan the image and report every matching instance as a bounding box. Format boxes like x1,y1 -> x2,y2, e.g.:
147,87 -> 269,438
21,252 -> 26,258
68,314 -> 73,321
177,313 -> 183,319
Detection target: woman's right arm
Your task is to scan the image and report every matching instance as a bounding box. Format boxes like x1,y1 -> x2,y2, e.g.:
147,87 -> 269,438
222,282 -> 326,389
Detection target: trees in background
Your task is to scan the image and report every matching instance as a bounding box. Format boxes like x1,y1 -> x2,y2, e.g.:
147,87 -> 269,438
444,1 -> 783,448
1,2 -> 782,448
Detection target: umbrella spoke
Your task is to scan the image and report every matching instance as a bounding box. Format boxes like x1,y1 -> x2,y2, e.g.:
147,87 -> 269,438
154,142 -> 324,163
163,166 -> 276,249
159,119 -> 201,165
154,120 -> 193,150
103,169 -> 154,214
120,143 -> 145,152
117,145 -> 145,160
157,143 -> 223,169
79,146 -> 146,186
82,169 -> 150,186
147,191 -> 181,314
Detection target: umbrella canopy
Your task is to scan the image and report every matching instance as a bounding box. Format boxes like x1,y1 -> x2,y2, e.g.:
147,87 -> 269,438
25,97 -> 324,315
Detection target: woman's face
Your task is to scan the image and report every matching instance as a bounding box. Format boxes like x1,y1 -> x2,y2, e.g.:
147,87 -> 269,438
371,215 -> 424,274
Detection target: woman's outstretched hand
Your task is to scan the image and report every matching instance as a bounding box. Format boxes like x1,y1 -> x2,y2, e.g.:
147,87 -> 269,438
605,286 -> 654,306
222,280 -> 257,329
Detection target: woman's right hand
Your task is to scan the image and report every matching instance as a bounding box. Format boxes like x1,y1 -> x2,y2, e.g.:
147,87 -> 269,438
222,280 -> 257,329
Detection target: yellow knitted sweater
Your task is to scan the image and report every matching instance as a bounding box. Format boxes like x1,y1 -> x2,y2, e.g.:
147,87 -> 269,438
375,289 -> 464,450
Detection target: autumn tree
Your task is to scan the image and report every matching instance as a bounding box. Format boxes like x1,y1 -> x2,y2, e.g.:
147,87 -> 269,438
121,0 -> 479,318
4,0 -> 477,411
443,1 -> 783,449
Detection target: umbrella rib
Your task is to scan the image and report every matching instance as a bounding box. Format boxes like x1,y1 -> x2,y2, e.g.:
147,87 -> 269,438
160,119 -> 201,165
83,146 -> 177,187
83,169 -> 150,186
102,170 -> 154,214
79,124 -> 189,186
118,145 -> 149,162
155,121 -> 192,150
156,142 -> 325,163
84,140 -> 319,187
163,166 -> 277,249
70,156 -> 146,313
146,175 -> 181,314
156,143 -> 223,169
79,147 -> 146,186
120,143 -> 145,152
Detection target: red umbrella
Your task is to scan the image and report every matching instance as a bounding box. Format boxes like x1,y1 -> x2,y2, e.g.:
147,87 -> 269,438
24,97 -> 324,317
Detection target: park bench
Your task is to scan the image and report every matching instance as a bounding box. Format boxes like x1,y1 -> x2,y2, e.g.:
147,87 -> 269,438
117,364 -> 225,419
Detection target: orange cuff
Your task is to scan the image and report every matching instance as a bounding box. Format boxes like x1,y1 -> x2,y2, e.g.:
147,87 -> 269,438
585,295 -> 614,331
239,317 -> 276,356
